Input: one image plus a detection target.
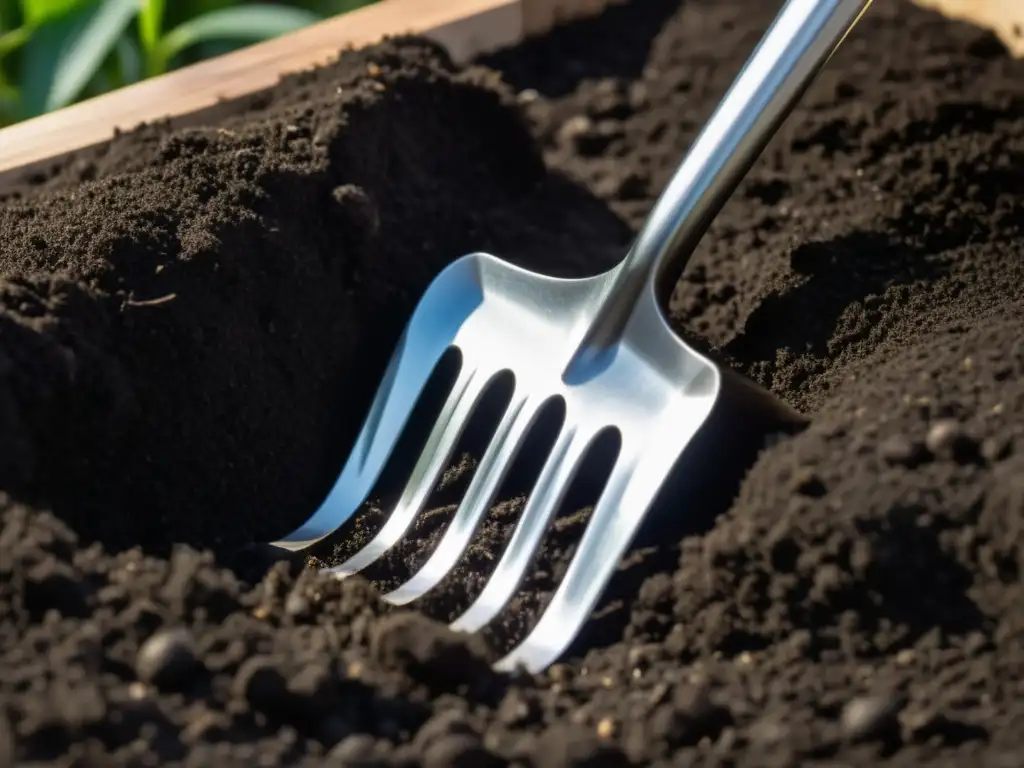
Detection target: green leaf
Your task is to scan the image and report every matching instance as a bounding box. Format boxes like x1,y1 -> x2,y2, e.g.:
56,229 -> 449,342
137,0 -> 162,54
20,12 -> 74,116
18,0 -> 86,28
20,0 -> 138,117
161,0 -> 235,32
115,31 -> 141,84
0,23 -> 30,58
158,4 -> 320,66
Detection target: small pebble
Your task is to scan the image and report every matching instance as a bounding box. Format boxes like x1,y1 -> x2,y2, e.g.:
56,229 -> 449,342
284,589 -> 311,619
841,694 -> 904,742
879,435 -> 927,466
896,648 -> 916,666
329,733 -> 378,763
557,115 -> 620,156
517,88 -> 540,104
963,631 -> 994,656
925,419 -> 963,455
981,435 -> 1012,462
548,663 -> 569,683
924,418 -> 980,462
135,628 -> 201,691
557,115 -> 593,145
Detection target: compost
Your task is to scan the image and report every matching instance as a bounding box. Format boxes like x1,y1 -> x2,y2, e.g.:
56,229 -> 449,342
1,0 -> 1022,765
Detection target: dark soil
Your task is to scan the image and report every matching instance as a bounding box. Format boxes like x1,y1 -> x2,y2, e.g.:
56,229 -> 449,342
1,0 -> 1022,765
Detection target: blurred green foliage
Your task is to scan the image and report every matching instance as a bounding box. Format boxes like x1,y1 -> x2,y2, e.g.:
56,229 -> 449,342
0,0 -> 378,125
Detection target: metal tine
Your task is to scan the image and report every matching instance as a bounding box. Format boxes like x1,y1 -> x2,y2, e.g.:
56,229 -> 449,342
383,392 -> 555,606
449,421 -> 599,634
272,309 -> 465,551
494,446 -> 676,674
325,357 -> 506,577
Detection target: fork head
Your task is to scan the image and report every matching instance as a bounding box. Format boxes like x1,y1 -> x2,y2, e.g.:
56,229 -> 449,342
272,251 -> 803,673
270,0 -> 873,672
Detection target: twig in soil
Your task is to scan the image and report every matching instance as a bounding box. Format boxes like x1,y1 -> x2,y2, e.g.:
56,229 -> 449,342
125,293 -> 178,307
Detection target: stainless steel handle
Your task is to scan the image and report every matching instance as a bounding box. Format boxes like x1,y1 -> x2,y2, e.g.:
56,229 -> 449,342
577,0 -> 873,356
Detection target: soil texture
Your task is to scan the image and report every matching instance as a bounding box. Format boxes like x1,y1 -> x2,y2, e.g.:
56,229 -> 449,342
0,0 -> 1022,766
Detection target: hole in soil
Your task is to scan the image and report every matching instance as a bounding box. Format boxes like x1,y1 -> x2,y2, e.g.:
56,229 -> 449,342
354,370 -> 517,587
303,346 -> 463,564
477,426 -> 623,656
403,395 -> 569,620
307,360 -> 518,582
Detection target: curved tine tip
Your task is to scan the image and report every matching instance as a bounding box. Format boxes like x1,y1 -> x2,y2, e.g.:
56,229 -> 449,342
270,345 -> 459,553
318,362 -> 498,580
493,642 -> 554,675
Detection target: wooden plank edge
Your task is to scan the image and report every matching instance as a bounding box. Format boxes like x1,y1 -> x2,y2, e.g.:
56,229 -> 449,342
0,0 -> 618,187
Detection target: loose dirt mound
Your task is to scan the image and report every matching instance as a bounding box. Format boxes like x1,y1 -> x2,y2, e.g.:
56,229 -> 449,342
0,0 -> 1021,765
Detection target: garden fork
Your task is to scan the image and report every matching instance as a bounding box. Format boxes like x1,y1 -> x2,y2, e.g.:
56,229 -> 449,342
272,0 -> 873,673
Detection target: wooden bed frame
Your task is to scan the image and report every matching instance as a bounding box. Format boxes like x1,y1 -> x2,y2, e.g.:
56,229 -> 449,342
0,0 -> 1020,188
